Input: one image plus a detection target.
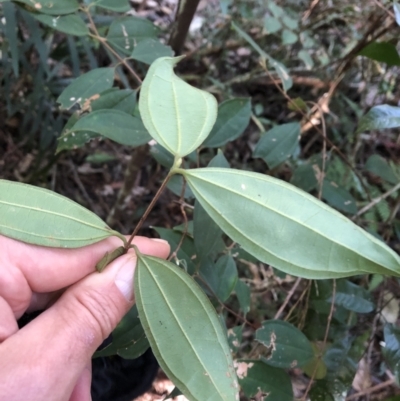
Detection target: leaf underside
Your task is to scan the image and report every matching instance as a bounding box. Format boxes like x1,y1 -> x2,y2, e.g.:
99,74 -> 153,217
139,57 -> 218,158
134,253 -> 239,401
0,180 -> 116,247
182,168 -> 400,279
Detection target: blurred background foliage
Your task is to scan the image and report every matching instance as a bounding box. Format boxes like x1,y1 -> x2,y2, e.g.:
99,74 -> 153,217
1,0 -> 400,400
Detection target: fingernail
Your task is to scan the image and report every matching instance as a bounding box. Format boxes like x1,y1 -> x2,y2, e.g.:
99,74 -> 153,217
152,238 -> 169,245
114,255 -> 136,301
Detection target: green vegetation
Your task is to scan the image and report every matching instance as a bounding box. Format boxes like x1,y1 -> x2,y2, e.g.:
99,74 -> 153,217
1,1 -> 400,400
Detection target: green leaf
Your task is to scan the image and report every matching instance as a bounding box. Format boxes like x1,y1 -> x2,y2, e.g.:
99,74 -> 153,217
194,200 -> 222,260
358,42 -> 400,66
167,175 -> 194,199
365,154 -> 399,185
232,22 -> 292,92
302,343 -> 327,379
0,179 -> 120,247
31,13 -> 89,36
235,279 -> 251,315
329,280 -> 374,313
322,180 -> 358,215
253,122 -> 300,169
94,306 -> 149,358
290,163 -> 318,192
86,152 -> 116,164
3,2 -> 19,76
180,168 -> 400,279
199,255 -> 238,302
139,57 -> 218,158
203,98 -> 251,148
150,143 -> 175,168
91,88 -> 137,114
131,38 -> 174,65
227,326 -> 242,353
281,29 -> 297,45
12,0 -> 79,14
134,253 -> 239,401
383,324 -> 400,383
298,50 -> 314,69
209,150 -> 230,168
256,320 -> 314,368
236,360 -> 293,401
57,131 -> 98,153
66,110 -> 151,147
57,67 -> 115,110
357,104 -> 400,133
94,0 -> 130,12
264,15 -> 281,33
153,227 -> 196,275
56,112 -> 97,153
106,16 -> 159,55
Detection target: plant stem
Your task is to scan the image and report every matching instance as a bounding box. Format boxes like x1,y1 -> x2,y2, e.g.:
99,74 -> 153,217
168,0 -> 201,55
84,8 -> 142,86
106,145 -> 149,228
353,181 -> 400,219
126,173 -> 172,247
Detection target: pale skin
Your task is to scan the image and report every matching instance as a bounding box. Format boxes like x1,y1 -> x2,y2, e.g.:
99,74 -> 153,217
0,234 -> 170,401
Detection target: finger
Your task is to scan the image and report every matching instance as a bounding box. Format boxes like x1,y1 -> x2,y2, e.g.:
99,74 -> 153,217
0,296 -> 18,342
0,252 -> 137,401
0,234 -> 169,292
69,363 -> 92,401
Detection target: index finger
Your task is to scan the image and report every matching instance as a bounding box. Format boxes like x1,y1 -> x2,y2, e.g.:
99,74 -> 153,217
0,235 -> 170,292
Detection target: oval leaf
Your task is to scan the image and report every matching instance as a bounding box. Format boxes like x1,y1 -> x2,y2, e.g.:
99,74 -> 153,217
365,154 -> 399,185
131,38 -> 174,65
236,360 -> 293,401
67,109 -> 151,147
321,180 -> 358,215
328,280 -> 374,314
57,67 -> 115,110
358,42 -> 400,66
256,320 -> 314,368
180,168 -> 400,279
134,253 -> 239,401
32,13 -> 89,36
253,122 -> 300,169
139,57 -> 218,158
357,104 -> 400,133
106,16 -> 159,55
0,180 -> 120,247
13,0 -> 79,15
95,0 -> 130,12
203,98 -> 251,148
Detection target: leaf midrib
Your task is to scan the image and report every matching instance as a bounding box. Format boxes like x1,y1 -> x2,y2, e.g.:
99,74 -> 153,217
0,199 -> 110,233
186,172 -> 397,273
139,256 -> 234,401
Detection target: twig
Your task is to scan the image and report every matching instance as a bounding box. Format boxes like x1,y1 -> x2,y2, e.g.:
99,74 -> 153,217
84,8 -> 142,86
168,178 -> 189,261
261,66 -> 372,200
346,379 -> 394,400
353,181 -> 400,219
106,145 -> 149,228
67,158 -> 100,215
274,277 -> 302,320
195,274 -> 257,329
126,173 -> 172,247
302,279 -> 336,400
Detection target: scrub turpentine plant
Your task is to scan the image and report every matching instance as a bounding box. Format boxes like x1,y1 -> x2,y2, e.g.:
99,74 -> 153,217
1,1 -> 400,400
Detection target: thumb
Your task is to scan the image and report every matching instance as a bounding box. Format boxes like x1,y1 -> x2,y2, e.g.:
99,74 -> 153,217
0,253 -> 137,401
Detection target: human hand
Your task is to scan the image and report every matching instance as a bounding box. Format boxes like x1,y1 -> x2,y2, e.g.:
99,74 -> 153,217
0,234 -> 170,401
